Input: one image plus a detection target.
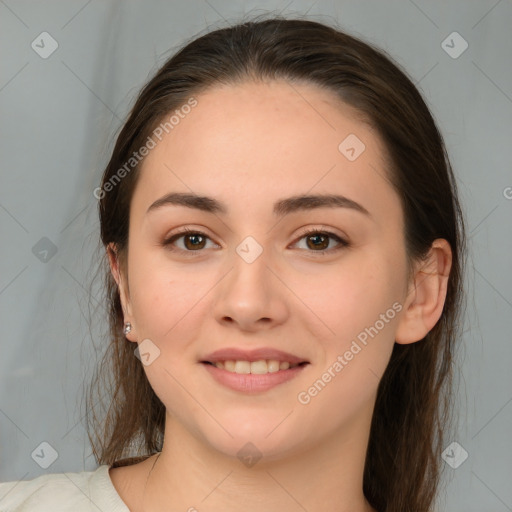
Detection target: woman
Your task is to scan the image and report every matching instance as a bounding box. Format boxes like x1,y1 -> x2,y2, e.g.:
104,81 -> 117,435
0,15 -> 466,512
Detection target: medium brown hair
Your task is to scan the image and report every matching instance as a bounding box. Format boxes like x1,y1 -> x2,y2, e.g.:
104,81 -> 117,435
86,14 -> 467,512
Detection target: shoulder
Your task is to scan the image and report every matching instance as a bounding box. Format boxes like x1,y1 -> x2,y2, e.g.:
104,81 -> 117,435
0,465 -> 129,512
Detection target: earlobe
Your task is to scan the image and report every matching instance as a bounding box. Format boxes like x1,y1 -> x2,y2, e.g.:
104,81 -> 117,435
107,243 -> 137,342
395,239 -> 452,345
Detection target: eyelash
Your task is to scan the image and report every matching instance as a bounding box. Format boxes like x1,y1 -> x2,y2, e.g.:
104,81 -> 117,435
162,227 -> 350,256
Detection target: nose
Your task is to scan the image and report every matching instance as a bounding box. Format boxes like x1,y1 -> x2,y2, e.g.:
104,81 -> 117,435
212,246 -> 289,332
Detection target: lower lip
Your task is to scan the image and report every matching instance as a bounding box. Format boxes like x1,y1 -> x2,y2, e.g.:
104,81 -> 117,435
201,362 -> 308,393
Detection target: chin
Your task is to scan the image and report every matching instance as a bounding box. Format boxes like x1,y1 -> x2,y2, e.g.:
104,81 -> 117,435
199,417 -> 307,465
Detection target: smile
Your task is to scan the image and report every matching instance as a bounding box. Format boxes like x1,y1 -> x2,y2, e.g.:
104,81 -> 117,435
201,361 -> 310,393
203,359 -> 307,374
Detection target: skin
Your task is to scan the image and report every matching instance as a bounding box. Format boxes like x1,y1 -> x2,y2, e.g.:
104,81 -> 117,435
107,79 -> 452,512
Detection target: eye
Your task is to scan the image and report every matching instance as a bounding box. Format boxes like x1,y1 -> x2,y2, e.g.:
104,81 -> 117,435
162,226 -> 350,255
291,227 -> 350,255
162,228 -> 218,254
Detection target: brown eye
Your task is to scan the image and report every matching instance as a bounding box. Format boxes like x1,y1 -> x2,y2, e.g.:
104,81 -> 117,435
293,229 -> 349,254
162,227 -> 349,256
305,232 -> 330,250
162,228 -> 216,253
182,233 -> 207,250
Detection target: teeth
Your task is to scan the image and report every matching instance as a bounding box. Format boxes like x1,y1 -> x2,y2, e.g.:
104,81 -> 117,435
235,361 -> 251,374
267,360 -> 280,373
213,359 -> 300,374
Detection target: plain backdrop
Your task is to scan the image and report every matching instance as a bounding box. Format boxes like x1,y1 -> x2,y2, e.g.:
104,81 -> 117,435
0,1 -> 511,511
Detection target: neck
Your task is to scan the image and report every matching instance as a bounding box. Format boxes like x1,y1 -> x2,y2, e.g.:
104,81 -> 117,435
141,408 -> 376,512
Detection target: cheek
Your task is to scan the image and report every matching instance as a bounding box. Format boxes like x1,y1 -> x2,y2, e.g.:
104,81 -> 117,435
295,253 -> 398,337
126,246 -> 206,342
131,276 -> 203,343
126,264 -> 208,409
294,250 -> 402,391
294,261 -> 399,431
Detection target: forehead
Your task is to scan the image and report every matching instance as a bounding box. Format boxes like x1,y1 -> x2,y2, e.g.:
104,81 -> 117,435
132,80 -> 401,226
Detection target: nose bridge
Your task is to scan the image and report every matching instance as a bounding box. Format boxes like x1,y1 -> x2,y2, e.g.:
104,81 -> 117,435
229,233 -> 272,297
212,232 -> 288,328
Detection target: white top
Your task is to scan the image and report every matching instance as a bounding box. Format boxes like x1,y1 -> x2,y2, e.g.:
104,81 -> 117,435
0,464 -> 129,512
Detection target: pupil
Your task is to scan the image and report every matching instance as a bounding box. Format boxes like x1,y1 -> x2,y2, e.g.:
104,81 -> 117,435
186,234 -> 204,250
309,234 -> 327,250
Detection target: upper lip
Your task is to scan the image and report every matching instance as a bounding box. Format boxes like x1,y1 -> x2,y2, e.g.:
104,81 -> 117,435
201,348 -> 309,364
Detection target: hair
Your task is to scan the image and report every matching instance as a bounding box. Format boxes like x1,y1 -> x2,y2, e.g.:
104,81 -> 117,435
86,14 -> 467,512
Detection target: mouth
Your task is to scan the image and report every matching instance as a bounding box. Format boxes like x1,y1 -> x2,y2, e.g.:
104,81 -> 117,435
200,360 -> 310,393
200,360 -> 310,375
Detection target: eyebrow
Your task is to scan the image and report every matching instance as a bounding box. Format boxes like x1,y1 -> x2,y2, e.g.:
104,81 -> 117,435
146,192 -> 371,218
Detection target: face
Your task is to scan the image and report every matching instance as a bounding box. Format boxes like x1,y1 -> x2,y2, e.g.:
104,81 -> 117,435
114,80 -> 411,461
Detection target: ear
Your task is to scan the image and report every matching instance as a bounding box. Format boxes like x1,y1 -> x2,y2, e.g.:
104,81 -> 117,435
107,242 -> 137,342
395,239 -> 453,344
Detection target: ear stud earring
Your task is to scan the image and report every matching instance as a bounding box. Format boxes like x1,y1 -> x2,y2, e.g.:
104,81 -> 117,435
123,322 -> 132,335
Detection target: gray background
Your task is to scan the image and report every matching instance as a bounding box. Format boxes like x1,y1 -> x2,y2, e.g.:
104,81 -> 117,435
1,1 -> 511,511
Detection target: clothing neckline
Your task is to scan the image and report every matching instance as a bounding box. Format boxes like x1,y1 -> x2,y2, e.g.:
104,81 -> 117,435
90,464 -> 131,512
